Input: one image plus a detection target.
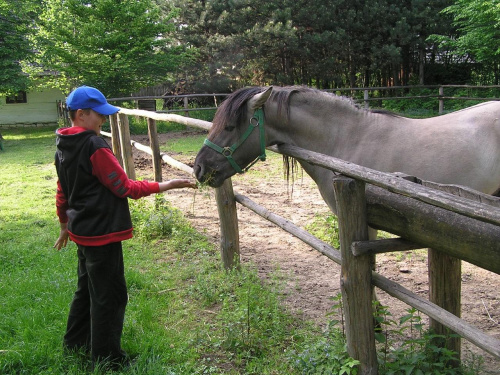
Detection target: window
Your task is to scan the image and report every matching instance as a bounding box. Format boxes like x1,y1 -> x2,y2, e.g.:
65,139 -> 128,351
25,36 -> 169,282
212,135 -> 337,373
6,91 -> 27,104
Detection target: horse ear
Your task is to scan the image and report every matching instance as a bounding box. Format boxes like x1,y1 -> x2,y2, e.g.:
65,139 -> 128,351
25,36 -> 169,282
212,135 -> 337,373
249,86 -> 273,110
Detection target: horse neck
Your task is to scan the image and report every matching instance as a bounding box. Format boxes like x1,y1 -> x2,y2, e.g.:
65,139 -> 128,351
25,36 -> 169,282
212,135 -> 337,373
264,95 -> 372,154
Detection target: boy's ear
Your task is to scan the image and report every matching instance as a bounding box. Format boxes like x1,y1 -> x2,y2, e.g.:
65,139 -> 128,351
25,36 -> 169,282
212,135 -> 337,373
73,109 -> 86,125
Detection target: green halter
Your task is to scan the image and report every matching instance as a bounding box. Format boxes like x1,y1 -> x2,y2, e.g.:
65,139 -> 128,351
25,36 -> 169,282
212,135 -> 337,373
203,108 -> 266,174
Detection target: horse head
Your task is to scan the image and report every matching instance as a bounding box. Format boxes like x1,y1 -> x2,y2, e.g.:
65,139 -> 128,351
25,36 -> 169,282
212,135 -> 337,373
194,87 -> 273,187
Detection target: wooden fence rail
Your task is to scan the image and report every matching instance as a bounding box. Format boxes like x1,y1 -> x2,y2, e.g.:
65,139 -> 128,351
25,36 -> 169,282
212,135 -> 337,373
101,107 -> 500,374
101,85 -> 500,115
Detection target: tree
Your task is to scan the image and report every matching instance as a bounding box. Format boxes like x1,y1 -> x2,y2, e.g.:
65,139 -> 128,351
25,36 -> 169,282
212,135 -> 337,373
172,0 -> 483,89
30,0 -> 188,96
440,0 -> 500,84
0,0 -> 37,94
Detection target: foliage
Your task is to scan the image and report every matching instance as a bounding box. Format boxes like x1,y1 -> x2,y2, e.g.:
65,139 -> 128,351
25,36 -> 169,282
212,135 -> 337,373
381,86 -> 499,116
28,0 -> 189,96
381,88 -> 441,115
429,0 -> 500,85
443,0 -> 500,64
374,305 -> 481,375
0,0 -> 36,93
291,294 -> 360,375
291,293 -> 483,375
306,212 -> 340,249
132,196 -> 183,240
171,0 -> 460,88
4,0 -> 500,96
3,0 -> 500,98
292,321 -> 360,375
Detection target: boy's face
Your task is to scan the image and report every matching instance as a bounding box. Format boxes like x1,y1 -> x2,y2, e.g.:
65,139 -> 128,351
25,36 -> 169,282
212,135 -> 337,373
77,109 -> 107,135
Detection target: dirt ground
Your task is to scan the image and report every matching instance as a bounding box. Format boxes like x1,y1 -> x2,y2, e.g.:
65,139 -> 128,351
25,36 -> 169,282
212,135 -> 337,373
129,131 -> 499,373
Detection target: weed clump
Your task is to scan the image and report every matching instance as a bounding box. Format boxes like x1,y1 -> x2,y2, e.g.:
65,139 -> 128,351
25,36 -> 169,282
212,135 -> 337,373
132,195 -> 183,240
290,294 -> 484,375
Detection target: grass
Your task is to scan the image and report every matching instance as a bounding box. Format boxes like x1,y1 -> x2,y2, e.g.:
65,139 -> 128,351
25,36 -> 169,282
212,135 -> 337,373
0,127 -> 318,374
160,134 -> 207,155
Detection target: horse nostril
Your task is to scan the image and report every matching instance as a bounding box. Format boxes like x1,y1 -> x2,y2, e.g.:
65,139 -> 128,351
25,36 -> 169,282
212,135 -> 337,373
193,164 -> 203,181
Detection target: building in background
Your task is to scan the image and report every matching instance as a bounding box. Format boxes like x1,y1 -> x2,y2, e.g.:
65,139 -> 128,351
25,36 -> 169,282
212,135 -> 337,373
0,87 -> 66,128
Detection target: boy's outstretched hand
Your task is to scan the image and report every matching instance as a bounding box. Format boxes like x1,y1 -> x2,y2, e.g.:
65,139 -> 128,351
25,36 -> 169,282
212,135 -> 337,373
158,179 -> 198,192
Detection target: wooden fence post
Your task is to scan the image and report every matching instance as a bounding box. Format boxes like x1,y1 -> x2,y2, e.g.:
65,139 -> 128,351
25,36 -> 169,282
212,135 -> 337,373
184,96 -> 189,117
117,113 -> 136,180
439,86 -> 444,114
428,249 -> 462,364
147,118 -> 162,182
109,114 -> 123,167
215,178 -> 240,270
333,176 -> 378,375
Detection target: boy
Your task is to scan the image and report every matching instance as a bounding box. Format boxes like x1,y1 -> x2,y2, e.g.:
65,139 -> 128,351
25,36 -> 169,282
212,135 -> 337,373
53,86 -> 196,369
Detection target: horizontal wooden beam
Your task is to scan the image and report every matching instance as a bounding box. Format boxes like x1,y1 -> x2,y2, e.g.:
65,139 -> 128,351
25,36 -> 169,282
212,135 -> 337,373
271,144 -> 500,274
234,194 -> 341,264
117,107 -> 212,130
270,144 -> 500,227
366,185 -> 500,274
351,238 -> 422,256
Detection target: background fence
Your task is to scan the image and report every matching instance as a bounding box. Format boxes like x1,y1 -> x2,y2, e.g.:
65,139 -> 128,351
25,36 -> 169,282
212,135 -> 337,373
100,106 -> 500,374
55,84 -> 500,129
102,84 -> 500,114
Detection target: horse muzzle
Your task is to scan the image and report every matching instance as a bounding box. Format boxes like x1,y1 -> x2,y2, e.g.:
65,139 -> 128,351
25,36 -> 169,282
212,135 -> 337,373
193,151 -> 228,188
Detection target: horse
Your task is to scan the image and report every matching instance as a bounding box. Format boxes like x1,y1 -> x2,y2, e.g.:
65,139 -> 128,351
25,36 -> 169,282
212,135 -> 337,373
193,86 -> 500,329
194,86 -> 500,219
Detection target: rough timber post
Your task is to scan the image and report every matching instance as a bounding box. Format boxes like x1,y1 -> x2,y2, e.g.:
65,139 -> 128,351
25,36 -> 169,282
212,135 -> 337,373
428,249 -> 462,364
333,176 -> 377,375
109,113 -> 123,167
146,118 -> 162,182
215,178 -> 240,270
117,113 -> 136,180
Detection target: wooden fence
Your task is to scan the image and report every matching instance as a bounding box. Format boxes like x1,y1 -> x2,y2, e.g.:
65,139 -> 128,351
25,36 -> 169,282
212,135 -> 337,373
56,84 -> 500,128
101,108 -> 500,374
102,84 -> 500,116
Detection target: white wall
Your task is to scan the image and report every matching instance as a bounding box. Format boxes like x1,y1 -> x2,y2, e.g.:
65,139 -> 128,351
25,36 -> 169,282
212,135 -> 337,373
0,88 -> 66,126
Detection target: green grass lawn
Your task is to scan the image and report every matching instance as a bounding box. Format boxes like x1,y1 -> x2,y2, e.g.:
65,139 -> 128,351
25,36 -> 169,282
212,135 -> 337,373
0,127 -> 317,374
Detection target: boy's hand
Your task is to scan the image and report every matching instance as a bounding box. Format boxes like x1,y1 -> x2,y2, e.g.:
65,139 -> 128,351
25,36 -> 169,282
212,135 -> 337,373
54,223 -> 69,250
159,179 -> 198,192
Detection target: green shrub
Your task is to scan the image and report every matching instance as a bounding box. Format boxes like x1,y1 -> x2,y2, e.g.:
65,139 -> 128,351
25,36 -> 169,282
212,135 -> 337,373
291,295 -> 484,375
132,196 -> 184,240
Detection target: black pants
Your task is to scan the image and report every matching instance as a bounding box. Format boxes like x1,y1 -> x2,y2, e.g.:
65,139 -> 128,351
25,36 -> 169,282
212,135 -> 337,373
64,242 -> 128,364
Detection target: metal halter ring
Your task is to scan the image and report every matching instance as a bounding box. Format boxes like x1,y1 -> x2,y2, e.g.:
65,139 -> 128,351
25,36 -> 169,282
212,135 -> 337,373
222,147 -> 233,157
250,116 -> 260,127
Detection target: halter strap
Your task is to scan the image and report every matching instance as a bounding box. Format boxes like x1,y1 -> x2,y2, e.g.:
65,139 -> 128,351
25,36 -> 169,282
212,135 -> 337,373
204,108 -> 266,174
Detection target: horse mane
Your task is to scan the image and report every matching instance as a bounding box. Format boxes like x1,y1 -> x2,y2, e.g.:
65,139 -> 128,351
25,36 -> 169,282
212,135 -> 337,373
208,86 -> 263,140
211,86 -> 369,137
267,86 -> 360,188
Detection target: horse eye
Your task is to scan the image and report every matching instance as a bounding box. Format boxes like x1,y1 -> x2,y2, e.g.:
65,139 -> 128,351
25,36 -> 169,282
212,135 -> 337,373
225,126 -> 236,132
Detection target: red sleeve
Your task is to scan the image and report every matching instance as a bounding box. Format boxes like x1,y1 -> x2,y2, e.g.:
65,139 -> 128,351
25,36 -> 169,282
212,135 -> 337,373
56,180 -> 69,223
90,147 -> 160,199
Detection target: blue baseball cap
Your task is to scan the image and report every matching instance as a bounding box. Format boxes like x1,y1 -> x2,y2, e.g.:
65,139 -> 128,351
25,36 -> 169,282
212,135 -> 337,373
66,86 -> 119,115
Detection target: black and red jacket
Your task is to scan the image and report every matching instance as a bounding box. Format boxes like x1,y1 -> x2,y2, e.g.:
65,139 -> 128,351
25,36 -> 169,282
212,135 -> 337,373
55,126 -> 159,246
